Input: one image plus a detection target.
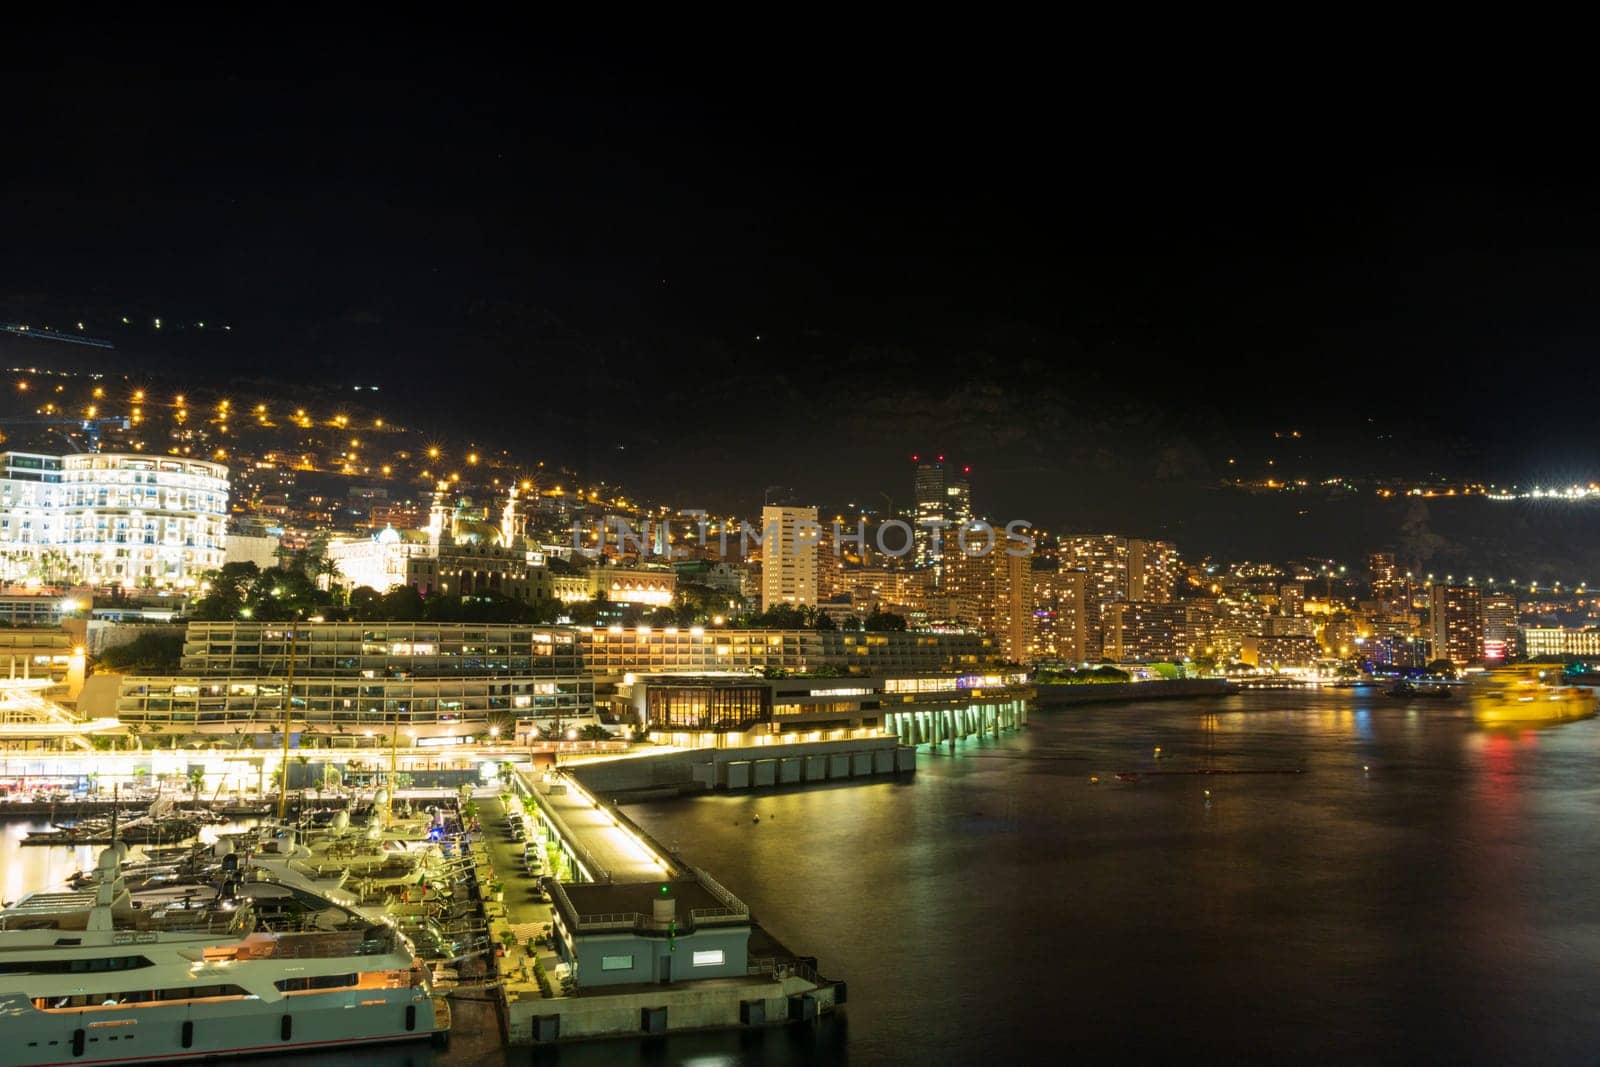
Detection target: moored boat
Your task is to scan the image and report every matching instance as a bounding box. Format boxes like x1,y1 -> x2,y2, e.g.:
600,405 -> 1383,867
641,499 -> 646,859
0,843 -> 449,1064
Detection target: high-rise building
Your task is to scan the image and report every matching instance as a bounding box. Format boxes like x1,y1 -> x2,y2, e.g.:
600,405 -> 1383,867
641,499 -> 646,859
1368,551 -> 1404,612
1128,539 -> 1179,603
944,530 -> 1033,663
1480,591 -> 1519,661
1061,534 -> 1180,650
911,456 -> 972,571
760,505 -> 819,610
1278,582 -> 1305,617
1429,584 -> 1483,666
1032,565 -> 1088,664
1061,535 -> 1130,650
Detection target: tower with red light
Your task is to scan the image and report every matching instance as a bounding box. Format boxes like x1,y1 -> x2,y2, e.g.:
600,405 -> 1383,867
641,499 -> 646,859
911,454 -> 973,573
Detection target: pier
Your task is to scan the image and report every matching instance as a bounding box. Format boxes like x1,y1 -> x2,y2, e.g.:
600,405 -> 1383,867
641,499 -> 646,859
470,766 -> 844,1045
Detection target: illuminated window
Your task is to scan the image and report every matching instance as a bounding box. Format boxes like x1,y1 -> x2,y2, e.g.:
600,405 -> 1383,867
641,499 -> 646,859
691,950 -> 725,967
601,955 -> 634,971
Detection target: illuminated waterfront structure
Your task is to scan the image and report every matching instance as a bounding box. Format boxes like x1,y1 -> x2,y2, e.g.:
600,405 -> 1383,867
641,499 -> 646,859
88,621 -> 593,738
1520,626 -> 1600,658
0,451 -> 228,588
578,626 -> 995,679
80,621 -> 1001,739
625,669 -> 1030,749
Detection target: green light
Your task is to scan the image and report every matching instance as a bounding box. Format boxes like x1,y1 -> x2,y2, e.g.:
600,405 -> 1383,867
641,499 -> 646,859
660,885 -> 669,894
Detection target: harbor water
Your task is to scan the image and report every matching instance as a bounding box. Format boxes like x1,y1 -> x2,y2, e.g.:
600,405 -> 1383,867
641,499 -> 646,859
7,689 -> 1600,1064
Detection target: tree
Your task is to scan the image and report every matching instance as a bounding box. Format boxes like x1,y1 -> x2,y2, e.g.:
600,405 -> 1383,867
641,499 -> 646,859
814,611 -> 837,631
1426,659 -> 1457,676
96,630 -> 185,672
864,611 -> 907,632
576,723 -> 613,742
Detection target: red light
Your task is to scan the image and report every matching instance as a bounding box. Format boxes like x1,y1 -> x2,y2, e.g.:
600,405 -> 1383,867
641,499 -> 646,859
937,454 -> 945,462
963,466 -> 971,473
911,454 -> 919,462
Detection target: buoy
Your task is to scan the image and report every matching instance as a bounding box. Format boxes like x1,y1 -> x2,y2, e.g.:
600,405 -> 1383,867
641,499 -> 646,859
1363,765 -> 1370,772
1089,776 -> 1100,784
1203,789 -> 1211,798
1154,746 -> 1163,758
752,816 -> 760,824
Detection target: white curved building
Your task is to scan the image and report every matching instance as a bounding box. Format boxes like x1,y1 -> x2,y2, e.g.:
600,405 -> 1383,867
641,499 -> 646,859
0,451 -> 229,588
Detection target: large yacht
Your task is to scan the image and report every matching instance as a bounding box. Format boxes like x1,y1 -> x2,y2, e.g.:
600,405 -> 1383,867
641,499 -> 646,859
1469,666 -> 1597,726
0,844 -> 449,1065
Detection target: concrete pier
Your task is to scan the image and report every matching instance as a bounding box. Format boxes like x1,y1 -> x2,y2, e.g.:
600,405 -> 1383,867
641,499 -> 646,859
484,766 -> 845,1045
884,695 -> 1029,748
561,735 -> 916,799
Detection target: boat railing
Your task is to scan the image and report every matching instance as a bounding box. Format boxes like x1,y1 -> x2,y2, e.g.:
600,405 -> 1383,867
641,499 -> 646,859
243,928 -> 401,960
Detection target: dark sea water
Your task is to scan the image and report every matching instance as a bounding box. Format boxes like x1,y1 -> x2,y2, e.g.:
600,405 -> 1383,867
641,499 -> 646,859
11,692 -> 1600,1064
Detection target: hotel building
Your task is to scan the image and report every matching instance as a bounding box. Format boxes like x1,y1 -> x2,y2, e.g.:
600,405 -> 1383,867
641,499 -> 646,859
0,451 -> 228,588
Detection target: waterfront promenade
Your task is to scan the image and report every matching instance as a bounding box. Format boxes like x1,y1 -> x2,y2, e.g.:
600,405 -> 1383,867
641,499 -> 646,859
523,769 -> 673,882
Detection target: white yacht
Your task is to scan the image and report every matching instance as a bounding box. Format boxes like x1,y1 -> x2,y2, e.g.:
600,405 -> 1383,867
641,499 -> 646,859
0,846 -> 449,1065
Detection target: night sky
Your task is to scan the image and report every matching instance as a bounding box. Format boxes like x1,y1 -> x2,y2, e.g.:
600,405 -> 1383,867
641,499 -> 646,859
6,40 -> 1598,536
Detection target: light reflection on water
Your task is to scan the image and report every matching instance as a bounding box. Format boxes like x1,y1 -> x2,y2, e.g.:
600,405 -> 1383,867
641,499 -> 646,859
7,691 -> 1599,1065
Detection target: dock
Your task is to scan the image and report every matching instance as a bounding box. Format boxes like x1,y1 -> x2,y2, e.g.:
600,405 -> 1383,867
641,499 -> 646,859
471,771 -> 844,1045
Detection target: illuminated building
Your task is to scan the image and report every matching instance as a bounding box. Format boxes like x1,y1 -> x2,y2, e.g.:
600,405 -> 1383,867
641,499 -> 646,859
223,525 -> 281,569
943,528 -> 1033,662
0,451 -> 228,588
1,627 -> 82,695
1480,591 -> 1518,661
1428,584 -> 1483,665
759,505 -> 819,610
1368,551 -> 1404,612
1128,539 -> 1179,603
578,627 -> 995,678
1240,634 -> 1320,669
1061,534 -> 1180,650
93,621 -> 594,739
1031,566 -> 1088,664
1278,582 -> 1305,617
326,525 -> 434,592
623,669 -> 1029,750
912,456 -> 972,572
1520,627 -> 1600,658
1359,633 -> 1427,669
847,566 -> 931,617
573,562 -> 676,608
1101,601 -> 1208,662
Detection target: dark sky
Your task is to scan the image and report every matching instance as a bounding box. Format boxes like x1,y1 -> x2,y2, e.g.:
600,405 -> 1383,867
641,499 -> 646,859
5,38 -> 1598,529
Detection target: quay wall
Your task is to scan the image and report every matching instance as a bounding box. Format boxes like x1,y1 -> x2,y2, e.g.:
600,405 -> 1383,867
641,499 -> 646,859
1031,678 -> 1230,708
509,974 -> 835,1043
567,736 -> 913,798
